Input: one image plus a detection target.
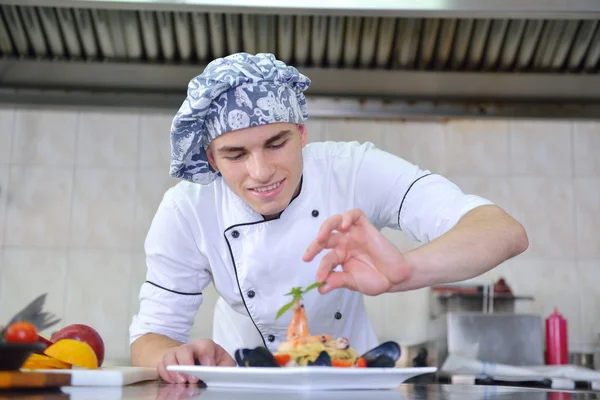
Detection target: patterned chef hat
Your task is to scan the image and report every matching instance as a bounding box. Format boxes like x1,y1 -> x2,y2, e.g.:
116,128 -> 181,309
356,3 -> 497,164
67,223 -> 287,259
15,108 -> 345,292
169,52 -> 311,184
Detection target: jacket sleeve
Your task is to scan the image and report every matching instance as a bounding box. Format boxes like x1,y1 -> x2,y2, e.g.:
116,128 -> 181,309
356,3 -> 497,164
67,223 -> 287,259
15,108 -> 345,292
353,142 -> 493,243
129,188 -> 213,345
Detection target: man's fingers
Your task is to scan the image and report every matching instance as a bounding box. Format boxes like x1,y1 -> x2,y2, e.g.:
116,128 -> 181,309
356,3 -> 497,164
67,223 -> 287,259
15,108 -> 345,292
174,347 -> 199,383
161,352 -> 184,383
303,219 -> 344,262
315,248 -> 344,283
157,362 -> 175,384
215,344 -> 237,367
196,345 -> 217,366
319,271 -> 356,294
341,208 -> 364,231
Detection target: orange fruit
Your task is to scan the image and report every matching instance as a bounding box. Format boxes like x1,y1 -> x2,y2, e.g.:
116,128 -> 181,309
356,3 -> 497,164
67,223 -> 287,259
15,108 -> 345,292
22,354 -> 72,370
44,339 -> 98,369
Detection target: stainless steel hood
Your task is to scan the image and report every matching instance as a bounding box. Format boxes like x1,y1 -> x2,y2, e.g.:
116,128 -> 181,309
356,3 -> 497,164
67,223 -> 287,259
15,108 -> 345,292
1,0 -> 600,118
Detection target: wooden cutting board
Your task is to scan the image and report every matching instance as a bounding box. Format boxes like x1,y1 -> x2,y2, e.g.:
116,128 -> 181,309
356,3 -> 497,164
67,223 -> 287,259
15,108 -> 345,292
0,366 -> 159,389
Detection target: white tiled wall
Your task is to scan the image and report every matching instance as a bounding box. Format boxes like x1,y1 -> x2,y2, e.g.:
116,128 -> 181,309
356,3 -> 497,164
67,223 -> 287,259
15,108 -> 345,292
0,105 -> 599,364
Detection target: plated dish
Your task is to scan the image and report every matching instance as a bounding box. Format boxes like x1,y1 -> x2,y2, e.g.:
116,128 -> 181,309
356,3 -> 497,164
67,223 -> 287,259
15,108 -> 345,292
168,283 -> 438,390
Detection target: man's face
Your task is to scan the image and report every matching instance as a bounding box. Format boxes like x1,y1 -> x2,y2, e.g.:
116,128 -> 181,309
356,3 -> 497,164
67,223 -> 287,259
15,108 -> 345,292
207,123 -> 308,219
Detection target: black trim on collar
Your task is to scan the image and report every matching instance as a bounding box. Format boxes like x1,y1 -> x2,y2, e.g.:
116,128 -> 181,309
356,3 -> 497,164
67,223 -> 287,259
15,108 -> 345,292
260,175 -> 304,221
222,173 -> 305,347
397,173 -> 433,230
145,280 -> 203,296
224,220 -> 274,349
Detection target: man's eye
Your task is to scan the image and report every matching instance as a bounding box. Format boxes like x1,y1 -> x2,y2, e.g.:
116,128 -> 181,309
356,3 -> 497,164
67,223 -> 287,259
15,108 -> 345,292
270,141 -> 287,149
226,154 -> 244,161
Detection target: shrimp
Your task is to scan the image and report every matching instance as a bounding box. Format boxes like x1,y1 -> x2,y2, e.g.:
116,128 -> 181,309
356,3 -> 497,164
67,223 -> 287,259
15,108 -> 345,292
286,302 -> 309,341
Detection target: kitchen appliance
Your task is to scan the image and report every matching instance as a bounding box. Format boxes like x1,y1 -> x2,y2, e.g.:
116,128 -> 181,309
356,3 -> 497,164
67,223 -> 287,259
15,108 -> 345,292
0,0 -> 599,118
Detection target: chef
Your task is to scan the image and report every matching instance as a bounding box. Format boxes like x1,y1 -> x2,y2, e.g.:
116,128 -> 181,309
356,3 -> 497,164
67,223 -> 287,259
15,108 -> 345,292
129,53 -> 529,383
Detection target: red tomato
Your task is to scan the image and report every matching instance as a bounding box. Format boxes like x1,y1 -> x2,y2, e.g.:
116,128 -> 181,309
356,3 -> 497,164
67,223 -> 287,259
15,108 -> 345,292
5,321 -> 38,343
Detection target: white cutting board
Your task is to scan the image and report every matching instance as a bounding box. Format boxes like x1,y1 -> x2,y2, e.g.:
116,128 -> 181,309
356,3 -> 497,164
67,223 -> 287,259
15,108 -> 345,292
24,366 -> 159,386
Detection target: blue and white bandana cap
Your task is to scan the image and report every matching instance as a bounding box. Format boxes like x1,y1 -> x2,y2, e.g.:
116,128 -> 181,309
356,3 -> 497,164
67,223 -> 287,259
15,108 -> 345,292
169,52 -> 311,184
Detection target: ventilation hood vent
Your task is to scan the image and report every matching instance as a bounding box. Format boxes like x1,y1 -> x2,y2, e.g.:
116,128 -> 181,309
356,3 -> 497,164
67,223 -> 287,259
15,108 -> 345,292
1,1 -> 600,118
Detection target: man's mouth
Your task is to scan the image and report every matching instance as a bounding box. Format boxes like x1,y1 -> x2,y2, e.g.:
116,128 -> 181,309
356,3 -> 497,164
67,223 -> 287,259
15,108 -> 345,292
250,180 -> 283,193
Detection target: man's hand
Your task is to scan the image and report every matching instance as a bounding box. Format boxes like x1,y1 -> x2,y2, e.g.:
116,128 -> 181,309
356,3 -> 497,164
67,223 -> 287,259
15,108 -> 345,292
158,339 -> 236,383
303,208 -> 411,296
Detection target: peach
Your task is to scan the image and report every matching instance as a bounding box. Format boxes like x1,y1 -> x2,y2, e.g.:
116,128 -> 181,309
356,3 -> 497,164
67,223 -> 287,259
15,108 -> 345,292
44,339 -> 98,369
51,324 -> 105,367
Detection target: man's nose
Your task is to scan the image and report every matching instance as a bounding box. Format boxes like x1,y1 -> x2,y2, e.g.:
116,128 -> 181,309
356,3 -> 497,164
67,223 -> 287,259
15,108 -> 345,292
247,152 -> 275,182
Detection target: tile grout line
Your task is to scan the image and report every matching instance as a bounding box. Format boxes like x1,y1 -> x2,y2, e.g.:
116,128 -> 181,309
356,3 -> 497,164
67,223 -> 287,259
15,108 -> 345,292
0,107 -> 16,310
571,120 -> 587,349
62,110 -> 81,326
126,111 -> 144,335
0,108 -> 16,250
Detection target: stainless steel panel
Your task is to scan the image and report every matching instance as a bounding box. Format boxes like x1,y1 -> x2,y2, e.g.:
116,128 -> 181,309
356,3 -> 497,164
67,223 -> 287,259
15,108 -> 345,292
173,11 -> 192,61
139,11 -> 159,61
156,11 -> 175,61
583,25 -> 600,71
225,13 -> 242,54
343,17 -> 362,67
551,20 -> 579,70
0,9 -> 14,55
122,10 -> 142,59
55,8 -> 82,58
514,19 -> 544,70
451,19 -> 473,69
191,12 -> 209,61
326,16 -> 344,67
310,16 -> 327,65
358,17 -> 378,68
482,19 -> 508,70
4,0 -> 600,20
277,15 -> 294,63
72,8 -> 98,59
447,313 -> 545,366
395,18 -> 421,69
294,16 -> 310,66
209,13 -> 226,57
18,7 -> 47,57
90,9 -> 115,58
435,19 -> 458,69
37,7 -> 64,57
567,20 -> 598,71
3,5 -> 29,56
419,18 -> 440,69
241,14 -> 256,56
374,17 -> 396,68
254,15 -> 275,54
466,19 -> 491,70
498,19 -> 526,70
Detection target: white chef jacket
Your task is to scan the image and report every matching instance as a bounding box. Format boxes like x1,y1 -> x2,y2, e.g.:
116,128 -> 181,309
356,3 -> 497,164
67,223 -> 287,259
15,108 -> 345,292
129,140 -> 493,357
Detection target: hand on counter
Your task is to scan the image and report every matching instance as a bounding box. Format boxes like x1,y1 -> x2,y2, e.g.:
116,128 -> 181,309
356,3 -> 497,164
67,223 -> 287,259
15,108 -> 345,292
158,339 -> 235,384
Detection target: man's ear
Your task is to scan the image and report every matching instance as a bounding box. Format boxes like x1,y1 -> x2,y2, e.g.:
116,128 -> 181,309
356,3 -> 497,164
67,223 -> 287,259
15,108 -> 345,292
206,146 -> 219,172
298,124 -> 309,147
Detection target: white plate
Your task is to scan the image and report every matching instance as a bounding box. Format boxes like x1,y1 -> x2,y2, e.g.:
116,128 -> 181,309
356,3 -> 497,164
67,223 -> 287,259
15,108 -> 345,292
166,365 -> 437,391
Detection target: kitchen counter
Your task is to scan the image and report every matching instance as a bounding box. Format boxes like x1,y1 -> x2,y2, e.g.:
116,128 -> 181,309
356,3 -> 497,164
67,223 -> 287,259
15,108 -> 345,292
1,382 -> 598,400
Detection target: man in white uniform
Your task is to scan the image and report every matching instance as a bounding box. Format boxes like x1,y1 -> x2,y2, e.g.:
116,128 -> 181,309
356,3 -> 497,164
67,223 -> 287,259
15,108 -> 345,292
129,53 -> 529,383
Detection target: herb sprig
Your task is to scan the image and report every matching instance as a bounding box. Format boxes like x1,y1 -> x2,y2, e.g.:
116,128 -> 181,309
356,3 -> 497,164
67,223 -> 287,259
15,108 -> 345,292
275,282 -> 325,319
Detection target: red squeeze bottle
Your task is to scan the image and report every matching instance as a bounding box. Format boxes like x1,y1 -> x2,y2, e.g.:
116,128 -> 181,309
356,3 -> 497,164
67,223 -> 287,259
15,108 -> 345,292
545,307 -> 569,365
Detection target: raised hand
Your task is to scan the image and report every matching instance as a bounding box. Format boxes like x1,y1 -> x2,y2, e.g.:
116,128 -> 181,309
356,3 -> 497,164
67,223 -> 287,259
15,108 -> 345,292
303,208 -> 411,296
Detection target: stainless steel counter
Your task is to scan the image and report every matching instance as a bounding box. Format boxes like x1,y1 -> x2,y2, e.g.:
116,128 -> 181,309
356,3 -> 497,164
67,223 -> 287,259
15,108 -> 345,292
1,382 -> 598,400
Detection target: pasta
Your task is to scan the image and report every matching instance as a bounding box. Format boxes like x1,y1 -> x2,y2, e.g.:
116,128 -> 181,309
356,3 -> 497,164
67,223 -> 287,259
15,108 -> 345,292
274,337 -> 360,367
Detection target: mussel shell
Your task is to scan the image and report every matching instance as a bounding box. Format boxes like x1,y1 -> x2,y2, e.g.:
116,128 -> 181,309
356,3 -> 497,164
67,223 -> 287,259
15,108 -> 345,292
235,347 -> 280,367
234,348 -> 251,367
307,351 -> 332,366
366,354 -> 395,368
360,341 -> 401,368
